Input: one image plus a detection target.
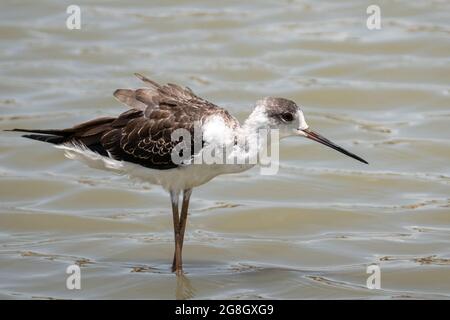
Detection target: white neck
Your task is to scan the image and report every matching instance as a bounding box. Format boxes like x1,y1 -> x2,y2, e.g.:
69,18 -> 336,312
230,106 -> 271,165
241,106 -> 270,135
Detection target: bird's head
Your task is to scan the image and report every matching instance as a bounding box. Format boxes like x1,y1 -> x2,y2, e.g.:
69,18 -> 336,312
252,97 -> 368,164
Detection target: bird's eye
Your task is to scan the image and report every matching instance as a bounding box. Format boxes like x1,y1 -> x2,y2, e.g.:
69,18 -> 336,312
280,112 -> 294,122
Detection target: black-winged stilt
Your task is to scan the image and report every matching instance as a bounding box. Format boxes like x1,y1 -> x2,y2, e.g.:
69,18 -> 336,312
7,73 -> 368,275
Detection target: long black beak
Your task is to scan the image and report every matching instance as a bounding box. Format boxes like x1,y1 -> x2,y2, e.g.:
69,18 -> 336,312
301,128 -> 368,164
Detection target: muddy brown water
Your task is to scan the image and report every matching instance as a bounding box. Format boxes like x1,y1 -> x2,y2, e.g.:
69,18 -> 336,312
0,0 -> 449,299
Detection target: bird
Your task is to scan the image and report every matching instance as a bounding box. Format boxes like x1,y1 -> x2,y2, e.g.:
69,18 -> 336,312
7,73 -> 368,275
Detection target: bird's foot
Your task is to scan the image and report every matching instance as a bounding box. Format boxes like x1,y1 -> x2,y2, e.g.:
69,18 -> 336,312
172,266 -> 184,276
172,259 -> 183,275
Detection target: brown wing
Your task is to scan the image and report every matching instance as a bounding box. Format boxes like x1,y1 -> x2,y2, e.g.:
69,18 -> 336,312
99,105 -> 201,169
16,75 -> 239,170
113,73 -> 219,112
101,74 -> 239,169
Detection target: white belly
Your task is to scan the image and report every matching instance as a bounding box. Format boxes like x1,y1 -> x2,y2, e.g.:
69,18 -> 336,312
58,144 -> 254,192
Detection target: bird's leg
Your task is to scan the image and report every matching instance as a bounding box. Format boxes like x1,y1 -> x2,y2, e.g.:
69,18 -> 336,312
172,188 -> 192,274
170,190 -> 182,274
179,189 -> 192,250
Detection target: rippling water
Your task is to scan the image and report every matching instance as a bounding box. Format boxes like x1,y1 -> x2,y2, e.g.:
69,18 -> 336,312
1,0 -> 449,299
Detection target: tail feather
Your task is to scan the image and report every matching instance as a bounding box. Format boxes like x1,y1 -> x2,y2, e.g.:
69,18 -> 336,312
5,128 -> 69,136
6,116 -> 116,152
21,134 -> 66,144
5,128 -> 68,145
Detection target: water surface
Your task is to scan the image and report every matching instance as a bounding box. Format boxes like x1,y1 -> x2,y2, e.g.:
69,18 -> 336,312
0,0 -> 449,299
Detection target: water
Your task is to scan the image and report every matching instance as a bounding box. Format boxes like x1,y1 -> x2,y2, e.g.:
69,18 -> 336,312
0,0 -> 449,299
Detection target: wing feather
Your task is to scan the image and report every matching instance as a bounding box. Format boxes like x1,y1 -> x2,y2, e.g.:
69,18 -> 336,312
43,74 -> 240,170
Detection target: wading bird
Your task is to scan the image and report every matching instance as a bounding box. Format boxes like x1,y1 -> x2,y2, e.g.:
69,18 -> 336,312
8,73 -> 368,275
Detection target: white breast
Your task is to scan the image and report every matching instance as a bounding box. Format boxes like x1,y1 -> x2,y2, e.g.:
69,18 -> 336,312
202,115 -> 235,146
